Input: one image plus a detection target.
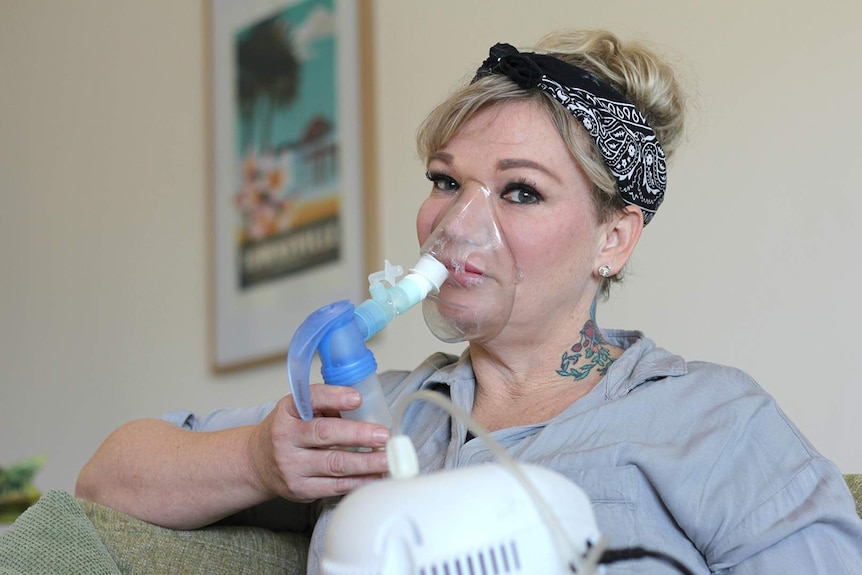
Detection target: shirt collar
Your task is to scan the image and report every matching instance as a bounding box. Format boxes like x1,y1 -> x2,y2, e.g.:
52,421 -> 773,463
418,347 -> 473,390
601,329 -> 688,399
416,330 -> 688,401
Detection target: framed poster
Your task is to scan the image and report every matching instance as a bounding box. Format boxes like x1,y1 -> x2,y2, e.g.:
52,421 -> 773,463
209,0 -> 377,371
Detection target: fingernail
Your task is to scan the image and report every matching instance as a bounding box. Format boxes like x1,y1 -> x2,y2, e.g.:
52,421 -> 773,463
345,391 -> 361,408
372,428 -> 390,442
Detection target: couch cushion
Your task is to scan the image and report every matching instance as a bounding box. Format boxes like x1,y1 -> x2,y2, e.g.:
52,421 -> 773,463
845,474 -> 862,519
0,490 -> 121,575
79,498 -> 310,575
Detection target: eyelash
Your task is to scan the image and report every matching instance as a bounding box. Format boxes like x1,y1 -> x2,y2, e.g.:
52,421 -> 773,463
424,171 -> 543,205
425,171 -> 458,193
503,177 -> 543,205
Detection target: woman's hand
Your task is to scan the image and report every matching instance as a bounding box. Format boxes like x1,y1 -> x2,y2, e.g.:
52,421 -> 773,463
74,384 -> 390,529
247,384 -> 391,503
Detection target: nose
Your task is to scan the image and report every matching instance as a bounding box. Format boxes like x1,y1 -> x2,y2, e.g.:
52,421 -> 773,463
432,182 -> 502,249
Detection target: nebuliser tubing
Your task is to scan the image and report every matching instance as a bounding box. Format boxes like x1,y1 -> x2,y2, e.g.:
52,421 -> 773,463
286,254 -> 448,427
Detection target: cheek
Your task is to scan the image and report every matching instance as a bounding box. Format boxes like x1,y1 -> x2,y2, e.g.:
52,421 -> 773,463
516,222 -> 592,278
513,237 -> 550,276
415,197 -> 443,245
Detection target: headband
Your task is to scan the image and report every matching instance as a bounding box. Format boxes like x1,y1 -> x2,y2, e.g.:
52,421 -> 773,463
473,43 -> 666,225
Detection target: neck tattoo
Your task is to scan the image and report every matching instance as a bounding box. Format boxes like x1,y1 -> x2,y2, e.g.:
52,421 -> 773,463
557,304 -> 615,381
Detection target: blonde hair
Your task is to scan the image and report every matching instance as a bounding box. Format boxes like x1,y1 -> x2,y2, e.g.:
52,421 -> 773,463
416,30 -> 687,297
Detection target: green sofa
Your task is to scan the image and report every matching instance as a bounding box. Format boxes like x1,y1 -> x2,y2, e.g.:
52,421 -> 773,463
0,490 -> 310,575
2,476 -> 861,574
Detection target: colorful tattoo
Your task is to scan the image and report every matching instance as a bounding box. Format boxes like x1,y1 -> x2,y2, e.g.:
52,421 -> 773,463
557,304 -> 615,381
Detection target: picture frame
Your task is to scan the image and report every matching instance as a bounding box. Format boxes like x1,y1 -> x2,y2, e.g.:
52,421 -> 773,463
208,0 -> 377,372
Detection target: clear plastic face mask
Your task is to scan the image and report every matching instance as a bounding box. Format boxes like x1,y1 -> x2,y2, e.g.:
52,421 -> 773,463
420,183 -> 524,343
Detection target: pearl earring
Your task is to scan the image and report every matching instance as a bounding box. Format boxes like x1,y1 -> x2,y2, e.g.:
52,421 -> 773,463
598,264 -> 612,278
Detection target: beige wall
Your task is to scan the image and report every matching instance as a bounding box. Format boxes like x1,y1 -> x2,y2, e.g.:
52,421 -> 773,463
2,0 -> 860,492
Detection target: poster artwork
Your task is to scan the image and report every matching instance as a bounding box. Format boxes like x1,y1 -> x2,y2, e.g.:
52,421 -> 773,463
233,0 -> 341,289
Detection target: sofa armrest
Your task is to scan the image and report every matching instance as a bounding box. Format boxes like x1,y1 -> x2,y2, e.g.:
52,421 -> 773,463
845,474 -> 862,519
0,490 -> 121,575
78,498 -> 310,575
0,491 -> 310,575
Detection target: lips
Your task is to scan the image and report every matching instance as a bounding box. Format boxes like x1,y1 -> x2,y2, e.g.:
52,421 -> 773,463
445,261 -> 485,287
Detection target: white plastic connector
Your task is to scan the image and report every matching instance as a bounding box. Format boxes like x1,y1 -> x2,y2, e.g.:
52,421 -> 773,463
409,253 -> 448,294
368,259 -> 403,290
385,434 -> 420,479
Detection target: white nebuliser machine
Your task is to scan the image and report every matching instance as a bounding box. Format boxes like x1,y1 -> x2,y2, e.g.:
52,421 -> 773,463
323,461 -> 601,575
318,391 -> 695,575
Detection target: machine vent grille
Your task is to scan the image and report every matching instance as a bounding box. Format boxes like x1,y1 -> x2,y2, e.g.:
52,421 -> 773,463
419,539 -> 522,575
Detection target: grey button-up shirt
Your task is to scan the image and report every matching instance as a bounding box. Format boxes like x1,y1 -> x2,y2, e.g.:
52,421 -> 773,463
166,330 -> 862,574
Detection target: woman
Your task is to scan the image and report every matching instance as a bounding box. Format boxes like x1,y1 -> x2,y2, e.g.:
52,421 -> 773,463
77,30 -> 862,573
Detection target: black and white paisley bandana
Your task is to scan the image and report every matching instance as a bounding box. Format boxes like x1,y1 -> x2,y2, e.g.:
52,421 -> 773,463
473,43 -> 666,225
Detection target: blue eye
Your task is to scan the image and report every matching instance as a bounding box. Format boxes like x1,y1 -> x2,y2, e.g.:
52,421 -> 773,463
501,183 -> 541,205
425,171 -> 459,193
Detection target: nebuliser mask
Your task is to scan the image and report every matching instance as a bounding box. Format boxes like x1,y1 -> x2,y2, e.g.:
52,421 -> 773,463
420,182 -> 523,343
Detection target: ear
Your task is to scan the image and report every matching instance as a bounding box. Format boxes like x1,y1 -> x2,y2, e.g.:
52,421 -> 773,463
595,205 -> 644,275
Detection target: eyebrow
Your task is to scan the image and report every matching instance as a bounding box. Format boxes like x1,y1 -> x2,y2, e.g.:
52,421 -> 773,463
428,151 -> 454,165
428,152 -> 561,182
496,158 -> 561,182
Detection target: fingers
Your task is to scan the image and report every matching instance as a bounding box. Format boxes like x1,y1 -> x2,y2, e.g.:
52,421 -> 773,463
293,447 -> 389,500
303,416 -> 390,450
319,443 -> 388,477
294,448 -> 389,501
281,383 -> 362,419
255,388 -> 393,502
271,426 -> 390,502
299,472 -> 389,500
280,386 -> 391,450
